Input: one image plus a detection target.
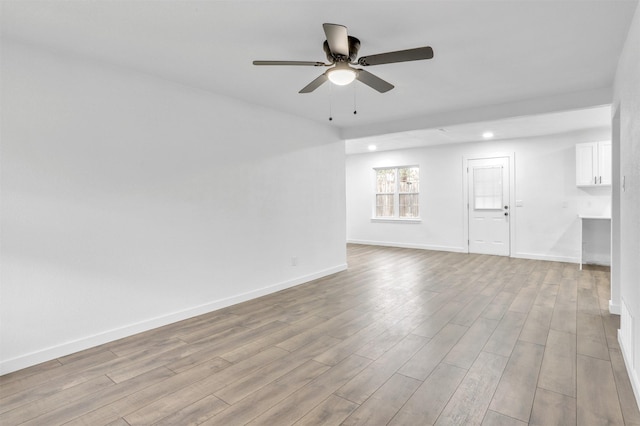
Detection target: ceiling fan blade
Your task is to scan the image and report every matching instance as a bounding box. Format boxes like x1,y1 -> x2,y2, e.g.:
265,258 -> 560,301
323,23 -> 349,57
356,69 -> 394,93
299,73 -> 328,93
253,60 -> 326,66
357,46 -> 434,66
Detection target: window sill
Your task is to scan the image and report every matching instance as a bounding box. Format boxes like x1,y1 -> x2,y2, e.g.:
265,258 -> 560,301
371,218 -> 422,224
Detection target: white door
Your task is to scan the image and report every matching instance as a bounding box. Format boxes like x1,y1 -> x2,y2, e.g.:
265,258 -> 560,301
467,157 -> 510,256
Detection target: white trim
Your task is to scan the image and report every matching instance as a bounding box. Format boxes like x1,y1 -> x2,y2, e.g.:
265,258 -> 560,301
522,252 -> 613,267
619,330 -> 640,413
373,164 -> 419,170
512,252 -> 579,263
348,242 -> 586,263
0,264 -> 347,375
609,300 -> 621,315
581,255 -> 612,267
370,218 -> 421,224
347,240 -> 467,253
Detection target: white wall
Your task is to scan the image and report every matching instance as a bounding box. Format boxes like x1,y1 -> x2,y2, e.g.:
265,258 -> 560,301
0,39 -> 346,374
346,128 -> 611,263
613,1 -> 640,406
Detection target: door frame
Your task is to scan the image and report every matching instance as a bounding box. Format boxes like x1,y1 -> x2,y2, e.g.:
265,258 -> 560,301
462,153 -> 516,256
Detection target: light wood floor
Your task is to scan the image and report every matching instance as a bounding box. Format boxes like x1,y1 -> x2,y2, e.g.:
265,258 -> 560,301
2,244 -> 639,425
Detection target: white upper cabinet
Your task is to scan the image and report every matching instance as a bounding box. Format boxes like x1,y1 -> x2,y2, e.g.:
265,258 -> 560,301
597,141 -> 612,185
576,141 -> 611,186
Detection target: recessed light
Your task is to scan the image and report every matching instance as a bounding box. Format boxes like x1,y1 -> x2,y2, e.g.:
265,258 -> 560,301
368,145 -> 377,151
482,131 -> 494,139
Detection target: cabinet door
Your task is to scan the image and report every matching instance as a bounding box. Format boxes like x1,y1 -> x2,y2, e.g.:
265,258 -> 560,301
576,143 -> 596,186
598,141 -> 612,185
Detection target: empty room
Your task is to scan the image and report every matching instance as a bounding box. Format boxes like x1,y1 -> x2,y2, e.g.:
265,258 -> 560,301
1,1 -> 640,425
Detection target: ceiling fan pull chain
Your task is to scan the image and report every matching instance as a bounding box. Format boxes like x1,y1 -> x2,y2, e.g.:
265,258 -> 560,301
353,82 -> 358,115
328,83 -> 333,121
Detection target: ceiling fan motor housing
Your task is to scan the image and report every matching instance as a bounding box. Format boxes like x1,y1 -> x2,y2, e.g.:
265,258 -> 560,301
323,36 -> 361,63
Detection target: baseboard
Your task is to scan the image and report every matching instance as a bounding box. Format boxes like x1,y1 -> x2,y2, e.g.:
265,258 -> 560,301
348,243 -> 589,263
619,329 -> 640,412
347,239 -> 467,253
581,253 -> 612,266
0,263 -> 347,375
348,244 -> 609,268
610,300 -> 622,315
511,252 -> 579,263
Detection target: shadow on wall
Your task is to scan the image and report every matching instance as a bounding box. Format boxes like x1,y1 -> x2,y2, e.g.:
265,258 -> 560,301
541,215 -> 580,262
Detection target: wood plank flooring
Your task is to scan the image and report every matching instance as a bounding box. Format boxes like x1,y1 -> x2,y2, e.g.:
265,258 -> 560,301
2,244 -> 639,425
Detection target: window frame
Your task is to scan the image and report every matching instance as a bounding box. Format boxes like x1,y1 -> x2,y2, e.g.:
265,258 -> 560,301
372,165 -> 421,222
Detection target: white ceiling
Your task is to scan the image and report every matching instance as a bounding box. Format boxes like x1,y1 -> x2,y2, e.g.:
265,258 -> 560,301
345,105 -> 612,154
1,1 -> 636,140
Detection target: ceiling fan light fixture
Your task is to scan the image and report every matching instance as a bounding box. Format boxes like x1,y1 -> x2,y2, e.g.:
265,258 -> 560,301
327,67 -> 357,86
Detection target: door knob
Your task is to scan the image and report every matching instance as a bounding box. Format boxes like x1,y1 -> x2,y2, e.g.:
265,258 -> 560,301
504,212 -> 509,216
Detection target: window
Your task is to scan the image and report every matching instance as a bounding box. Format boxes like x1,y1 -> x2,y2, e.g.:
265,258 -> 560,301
473,166 -> 503,210
375,166 -> 419,219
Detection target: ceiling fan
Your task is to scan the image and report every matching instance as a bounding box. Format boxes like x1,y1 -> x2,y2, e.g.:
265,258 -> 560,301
253,23 -> 434,94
